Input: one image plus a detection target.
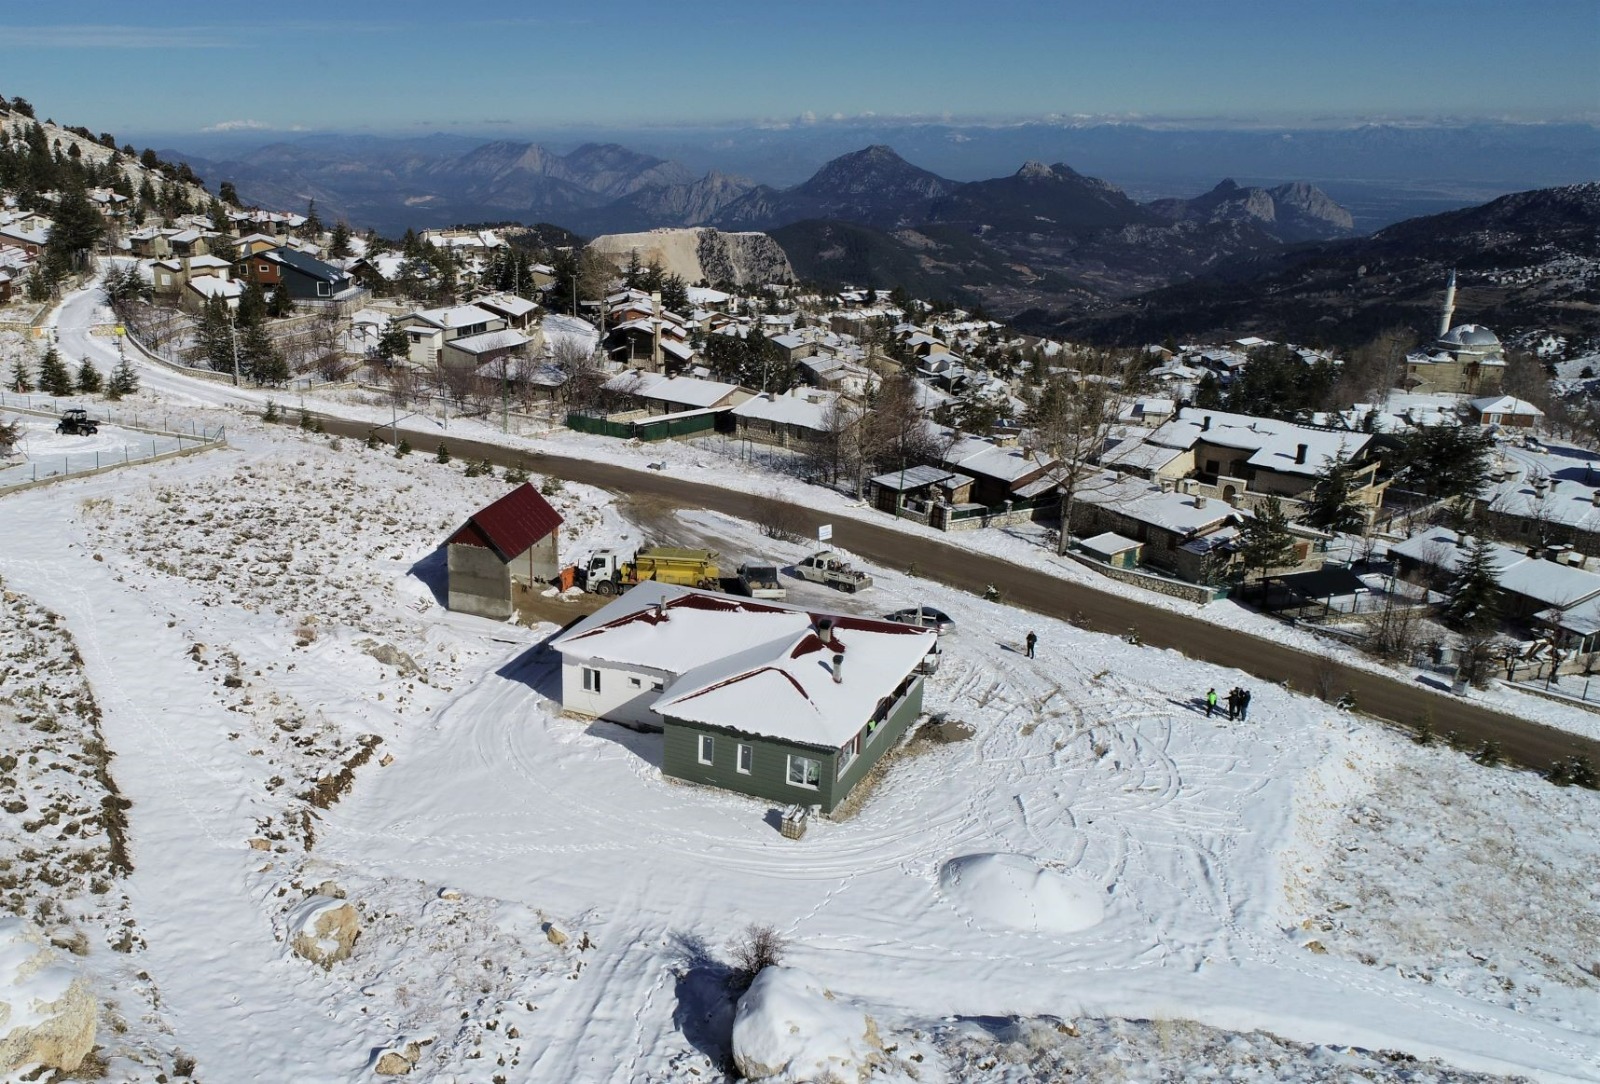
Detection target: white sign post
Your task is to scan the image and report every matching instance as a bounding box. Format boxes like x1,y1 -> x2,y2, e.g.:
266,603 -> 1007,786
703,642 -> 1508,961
818,524 -> 833,543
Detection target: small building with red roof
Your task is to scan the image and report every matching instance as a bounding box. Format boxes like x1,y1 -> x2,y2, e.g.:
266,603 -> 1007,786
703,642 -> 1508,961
446,483 -> 564,618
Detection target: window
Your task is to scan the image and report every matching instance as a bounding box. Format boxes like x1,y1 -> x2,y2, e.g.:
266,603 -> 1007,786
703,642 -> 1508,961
582,667 -> 601,694
652,680 -> 664,692
737,744 -> 753,774
629,677 -> 642,688
698,734 -> 715,765
838,736 -> 858,777
317,281 -> 331,297
786,754 -> 820,789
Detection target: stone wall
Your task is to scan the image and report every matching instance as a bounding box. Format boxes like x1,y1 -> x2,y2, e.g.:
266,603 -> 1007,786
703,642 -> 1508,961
1065,551 -> 1226,605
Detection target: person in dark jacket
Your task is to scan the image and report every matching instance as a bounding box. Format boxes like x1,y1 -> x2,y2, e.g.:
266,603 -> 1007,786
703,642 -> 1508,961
1024,631 -> 1037,658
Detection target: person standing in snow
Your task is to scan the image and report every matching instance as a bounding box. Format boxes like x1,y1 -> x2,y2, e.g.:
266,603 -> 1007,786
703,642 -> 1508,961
1239,688 -> 1252,721
1025,631 -> 1037,658
1205,688 -> 1218,717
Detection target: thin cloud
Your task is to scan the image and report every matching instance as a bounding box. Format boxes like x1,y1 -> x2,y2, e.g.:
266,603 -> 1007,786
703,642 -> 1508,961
0,24 -> 238,49
201,120 -> 306,133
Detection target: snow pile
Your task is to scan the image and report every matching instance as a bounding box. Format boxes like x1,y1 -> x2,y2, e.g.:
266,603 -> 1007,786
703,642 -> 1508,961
732,967 -> 882,1084
0,917 -> 96,1076
939,853 -> 1105,934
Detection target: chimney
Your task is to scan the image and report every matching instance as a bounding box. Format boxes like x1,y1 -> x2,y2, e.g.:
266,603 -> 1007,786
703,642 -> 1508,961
1590,489 -> 1599,507
832,653 -> 844,683
1195,495 -> 1208,509
1201,415 -> 1211,432
816,618 -> 834,644
1295,443 -> 1308,465
654,600 -> 668,620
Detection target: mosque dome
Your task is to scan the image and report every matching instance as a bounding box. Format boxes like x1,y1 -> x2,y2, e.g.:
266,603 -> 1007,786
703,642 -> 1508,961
1437,323 -> 1501,354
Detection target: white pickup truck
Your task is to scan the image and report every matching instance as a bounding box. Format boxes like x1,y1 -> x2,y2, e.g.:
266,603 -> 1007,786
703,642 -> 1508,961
793,551 -> 873,593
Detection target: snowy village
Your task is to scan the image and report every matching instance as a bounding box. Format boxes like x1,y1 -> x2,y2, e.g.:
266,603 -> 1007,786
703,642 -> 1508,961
0,54 -> 1598,1084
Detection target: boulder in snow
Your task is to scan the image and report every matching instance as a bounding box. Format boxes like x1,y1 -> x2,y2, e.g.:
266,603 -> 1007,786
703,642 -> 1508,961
289,895 -> 360,969
732,966 -> 883,1083
373,1039 -> 422,1075
0,918 -> 97,1075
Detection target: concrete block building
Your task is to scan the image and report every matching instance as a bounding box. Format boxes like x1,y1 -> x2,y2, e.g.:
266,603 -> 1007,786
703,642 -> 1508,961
445,484 -> 563,618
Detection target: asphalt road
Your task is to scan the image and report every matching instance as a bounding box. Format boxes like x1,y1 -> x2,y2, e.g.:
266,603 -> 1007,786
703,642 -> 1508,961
316,413 -> 1600,774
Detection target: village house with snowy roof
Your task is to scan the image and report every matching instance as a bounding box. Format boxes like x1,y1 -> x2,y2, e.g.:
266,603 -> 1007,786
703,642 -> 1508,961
549,582 -> 936,813
232,246 -> 353,302
444,484 -> 564,619
1475,448 -> 1600,559
1102,406 -> 1389,525
1391,528 -> 1600,673
395,303 -> 509,368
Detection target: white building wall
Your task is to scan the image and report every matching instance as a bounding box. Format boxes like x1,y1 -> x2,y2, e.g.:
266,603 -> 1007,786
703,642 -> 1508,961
559,659 -> 673,729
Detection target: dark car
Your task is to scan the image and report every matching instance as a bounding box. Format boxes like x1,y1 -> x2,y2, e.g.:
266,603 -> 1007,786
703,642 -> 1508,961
884,606 -> 955,633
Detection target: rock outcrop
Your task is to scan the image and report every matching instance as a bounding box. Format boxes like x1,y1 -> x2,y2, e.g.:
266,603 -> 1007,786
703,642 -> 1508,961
288,894 -> 360,969
587,228 -> 793,287
0,918 -> 97,1075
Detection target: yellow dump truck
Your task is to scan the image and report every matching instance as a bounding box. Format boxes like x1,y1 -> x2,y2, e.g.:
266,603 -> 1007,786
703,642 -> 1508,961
579,546 -> 721,595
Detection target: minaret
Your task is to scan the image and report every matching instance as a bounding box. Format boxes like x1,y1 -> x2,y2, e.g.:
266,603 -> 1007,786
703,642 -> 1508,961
1437,269 -> 1457,338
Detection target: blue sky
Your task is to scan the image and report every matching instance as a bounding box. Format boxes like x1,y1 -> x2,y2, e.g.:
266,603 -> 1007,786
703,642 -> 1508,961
1,0 -> 1595,137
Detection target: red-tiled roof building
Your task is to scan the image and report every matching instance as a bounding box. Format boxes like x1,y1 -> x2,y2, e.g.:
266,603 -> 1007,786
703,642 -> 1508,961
446,484 -> 563,618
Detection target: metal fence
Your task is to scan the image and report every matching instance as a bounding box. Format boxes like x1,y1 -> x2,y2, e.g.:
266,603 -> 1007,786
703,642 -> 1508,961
565,411 -> 719,441
947,494 -> 1058,520
0,392 -> 227,493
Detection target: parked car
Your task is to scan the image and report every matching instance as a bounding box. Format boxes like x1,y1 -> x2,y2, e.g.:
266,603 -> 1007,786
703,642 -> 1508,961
884,606 -> 955,633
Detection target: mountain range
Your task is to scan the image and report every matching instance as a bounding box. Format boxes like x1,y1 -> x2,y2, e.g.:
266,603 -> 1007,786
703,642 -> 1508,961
1054,182 -> 1600,347
173,137 -> 1358,317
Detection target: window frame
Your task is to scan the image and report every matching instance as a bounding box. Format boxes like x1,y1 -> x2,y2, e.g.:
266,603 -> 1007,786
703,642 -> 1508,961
698,734 -> 715,766
581,667 -> 601,694
737,743 -> 753,775
786,754 -> 820,790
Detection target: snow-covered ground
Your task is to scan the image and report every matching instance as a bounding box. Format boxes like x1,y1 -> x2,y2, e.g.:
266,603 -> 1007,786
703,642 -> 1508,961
0,421 -> 1596,1080
2,277 -> 1594,1081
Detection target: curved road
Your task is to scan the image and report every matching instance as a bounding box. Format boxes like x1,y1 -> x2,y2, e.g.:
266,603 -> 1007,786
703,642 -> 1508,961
310,414 -> 1599,773
40,280 -> 1596,773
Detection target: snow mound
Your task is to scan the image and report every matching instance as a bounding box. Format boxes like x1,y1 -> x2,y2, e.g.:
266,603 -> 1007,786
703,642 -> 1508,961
732,967 -> 882,1084
939,853 -> 1105,934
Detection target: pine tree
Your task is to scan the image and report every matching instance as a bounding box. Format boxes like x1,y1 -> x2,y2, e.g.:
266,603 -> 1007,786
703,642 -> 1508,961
1238,496 -> 1297,590
239,322 -> 287,385
328,221 -> 352,259
269,281 -> 295,318
1444,536 -> 1502,635
106,356 -> 139,399
76,357 -> 102,394
1303,455 -> 1366,534
262,399 -> 280,423
395,438 -> 411,458
302,199 -> 323,241
435,442 -> 451,464
10,355 -> 33,393
37,347 -> 74,396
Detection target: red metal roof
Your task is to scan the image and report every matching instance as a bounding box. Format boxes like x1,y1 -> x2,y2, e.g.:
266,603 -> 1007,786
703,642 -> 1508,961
447,483 -> 562,561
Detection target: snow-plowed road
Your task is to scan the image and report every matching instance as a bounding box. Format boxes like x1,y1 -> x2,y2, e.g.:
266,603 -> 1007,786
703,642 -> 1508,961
305,415 -> 1599,773
43,277 -> 1596,772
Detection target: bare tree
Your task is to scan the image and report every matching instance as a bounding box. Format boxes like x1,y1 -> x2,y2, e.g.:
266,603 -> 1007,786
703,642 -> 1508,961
552,337 -> 608,414
1026,350 -> 1138,555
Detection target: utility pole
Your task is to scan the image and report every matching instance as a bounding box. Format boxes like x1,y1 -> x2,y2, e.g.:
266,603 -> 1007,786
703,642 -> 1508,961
229,312 -> 241,387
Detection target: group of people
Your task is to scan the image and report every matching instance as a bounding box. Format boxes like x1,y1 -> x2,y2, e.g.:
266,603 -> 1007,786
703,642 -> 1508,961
1204,686 -> 1252,721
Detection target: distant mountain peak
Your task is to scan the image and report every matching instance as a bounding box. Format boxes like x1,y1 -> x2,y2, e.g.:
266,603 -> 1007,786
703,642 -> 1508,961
1212,178 -> 1241,193
1016,160 -> 1055,180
